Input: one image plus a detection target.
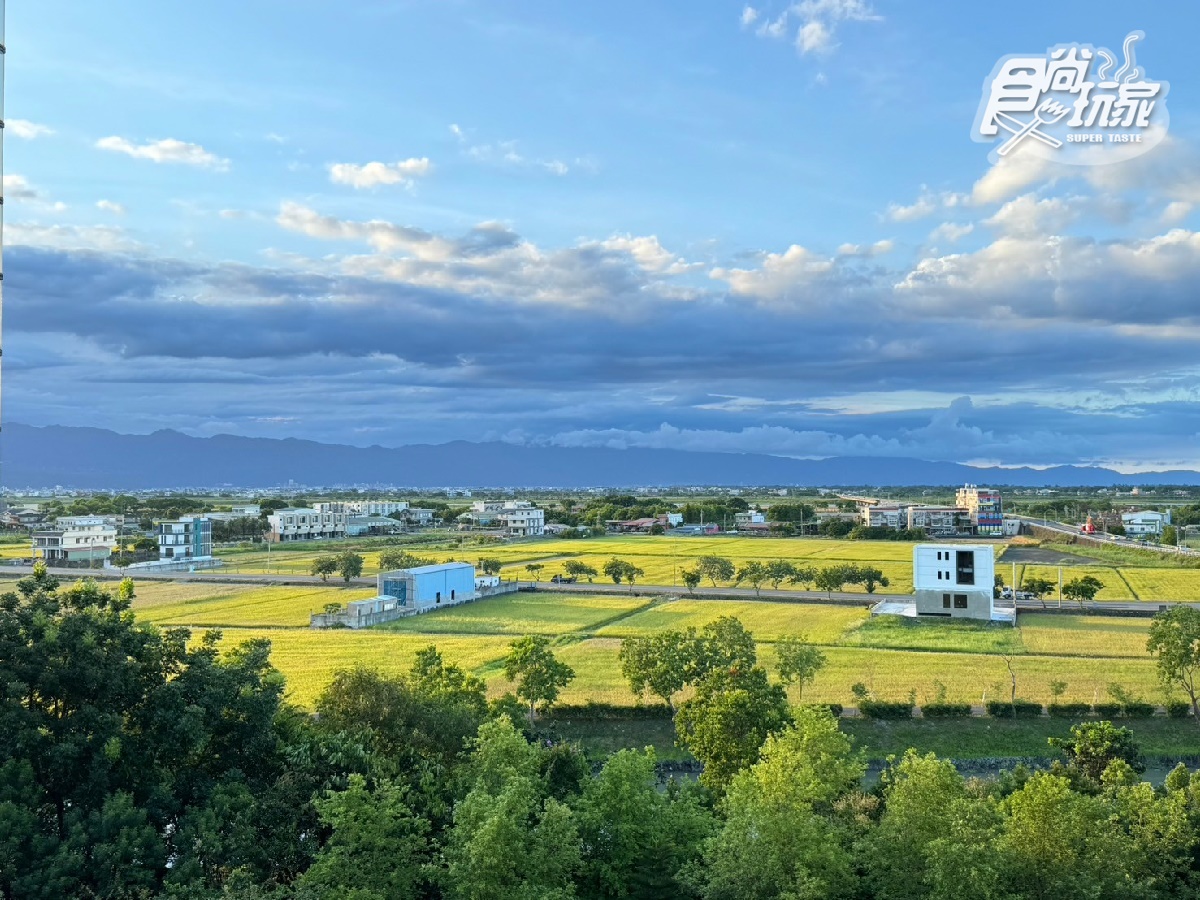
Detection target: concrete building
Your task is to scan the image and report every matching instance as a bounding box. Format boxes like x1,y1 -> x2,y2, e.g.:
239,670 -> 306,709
231,504 -> 261,517
906,505 -> 969,536
735,510 -> 766,526
378,562 -> 477,612
404,508 -> 435,527
315,500 -> 409,517
32,516 -> 118,564
863,504 -> 908,528
956,485 -> 1003,536
1122,510 -> 1172,537
158,516 -> 213,560
463,500 -> 545,536
267,507 -> 347,542
912,543 -> 1001,621
346,514 -> 405,536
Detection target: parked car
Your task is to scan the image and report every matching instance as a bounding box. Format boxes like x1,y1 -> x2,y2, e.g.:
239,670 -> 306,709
550,574 -> 577,584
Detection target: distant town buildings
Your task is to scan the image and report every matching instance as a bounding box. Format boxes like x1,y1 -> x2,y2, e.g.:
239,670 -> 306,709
266,507 -> 348,542
33,516 -> 119,564
1122,509 -> 1172,537
461,500 -> 545,536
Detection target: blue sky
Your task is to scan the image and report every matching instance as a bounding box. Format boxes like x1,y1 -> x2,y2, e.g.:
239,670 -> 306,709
6,0 -> 1200,470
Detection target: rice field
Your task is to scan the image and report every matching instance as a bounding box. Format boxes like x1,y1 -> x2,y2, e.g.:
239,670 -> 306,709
133,583 -> 378,627
380,592 -> 653,636
592,599 -> 866,644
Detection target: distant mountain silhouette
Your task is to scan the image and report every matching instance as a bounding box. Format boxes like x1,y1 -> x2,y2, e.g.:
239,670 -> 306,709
2,423 -> 1198,490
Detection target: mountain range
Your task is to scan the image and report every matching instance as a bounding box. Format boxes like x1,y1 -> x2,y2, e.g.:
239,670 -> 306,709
2,423 -> 1199,490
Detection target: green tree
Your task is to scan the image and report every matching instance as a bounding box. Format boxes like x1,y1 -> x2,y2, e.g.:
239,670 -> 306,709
789,565 -> 817,589
378,548 -> 435,570
447,719 -> 582,900
854,566 -> 889,594
503,635 -> 576,724
735,560 -> 769,596
575,748 -> 713,900
297,774 -> 430,900
1049,720 -> 1145,785
696,555 -> 735,587
524,563 -> 544,581
310,554 -> 338,581
764,559 -> 796,590
695,615 -> 757,677
1062,574 -> 1104,609
479,558 -> 503,576
814,565 -> 854,597
775,634 -> 827,701
674,666 -> 791,794
336,550 -> 364,582
681,568 -> 702,595
1147,605 -> 1200,722
564,560 -> 598,582
685,708 -> 862,900
1162,524 -> 1179,546
604,557 -> 632,584
1020,576 -> 1056,609
618,630 -> 697,712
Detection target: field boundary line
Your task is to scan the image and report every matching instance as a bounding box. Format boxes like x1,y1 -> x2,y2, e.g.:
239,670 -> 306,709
1116,569 -> 1142,601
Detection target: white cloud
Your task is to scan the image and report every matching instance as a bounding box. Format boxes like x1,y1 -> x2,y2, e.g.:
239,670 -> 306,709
711,243 -> 836,300
328,158 -> 432,189
460,134 -> 575,176
7,119 -> 55,139
598,234 -> 701,275
8,223 -> 141,252
929,221 -> 974,243
971,149 -> 1059,205
96,136 -> 230,171
837,239 -> 893,257
1162,201 -> 1194,225
750,0 -> 881,56
984,194 -> 1079,238
4,174 -> 39,200
96,199 -> 126,216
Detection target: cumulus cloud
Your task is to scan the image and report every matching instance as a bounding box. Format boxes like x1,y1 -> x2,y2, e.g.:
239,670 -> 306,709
7,119 -> 55,139
710,243 -> 839,301
96,136 -> 230,171
328,158 -> 432,188
929,221 -> 974,243
96,199 -> 126,216
740,6 -> 759,26
4,174 -> 40,200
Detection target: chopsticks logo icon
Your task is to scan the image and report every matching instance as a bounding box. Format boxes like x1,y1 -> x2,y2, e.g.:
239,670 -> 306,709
997,100 -> 1071,156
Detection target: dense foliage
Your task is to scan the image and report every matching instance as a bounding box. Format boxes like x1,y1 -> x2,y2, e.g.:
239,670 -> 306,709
10,573 -> 1200,898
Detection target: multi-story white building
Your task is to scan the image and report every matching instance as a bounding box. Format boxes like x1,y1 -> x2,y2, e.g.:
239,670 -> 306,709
267,508 -> 347,542
863,505 -> 908,528
231,504 -> 261,517
314,500 -> 409,517
158,516 -> 213,560
404,508 -> 435,527
912,543 -> 1000,622
1122,510 -> 1171,537
907,506 -> 969,535
499,502 -> 545,537
32,516 -> 119,564
956,485 -> 1004,536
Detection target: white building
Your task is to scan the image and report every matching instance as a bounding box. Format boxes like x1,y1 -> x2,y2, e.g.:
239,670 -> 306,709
1122,510 -> 1171,536
267,507 -> 347,542
346,515 -> 405,536
911,543 -> 1002,622
863,505 -> 908,528
231,504 -> 261,517
404,508 -> 435,527
734,510 -> 766,526
499,501 -> 545,537
315,500 -> 409,517
32,516 -> 119,564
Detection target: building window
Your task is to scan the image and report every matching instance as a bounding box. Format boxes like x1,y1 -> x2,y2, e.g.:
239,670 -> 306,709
942,593 -> 951,608
436,592 -> 441,604
936,571 -> 942,580
955,551 -> 975,586
954,594 -> 968,609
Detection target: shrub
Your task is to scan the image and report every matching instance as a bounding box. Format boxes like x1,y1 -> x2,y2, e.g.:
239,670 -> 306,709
1121,701 -> 1157,718
859,699 -> 914,720
548,702 -> 672,720
823,703 -> 844,718
1166,700 -> 1193,718
1093,702 -> 1123,718
1048,702 -> 1093,718
920,702 -> 972,718
986,700 -> 1043,719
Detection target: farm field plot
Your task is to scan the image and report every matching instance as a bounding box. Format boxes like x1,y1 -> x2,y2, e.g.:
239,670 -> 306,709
1019,614 -> 1150,658
137,585 -> 377,627
128,581 -> 251,609
841,615 -> 1024,655
808,647 -> 1160,707
209,628 -> 514,708
593,599 -> 866,644
381,592 -> 652,636
1016,565 -> 1133,601
1119,569 -> 1200,602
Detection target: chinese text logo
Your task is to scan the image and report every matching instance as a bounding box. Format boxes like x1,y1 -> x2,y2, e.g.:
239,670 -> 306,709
972,32 -> 1169,165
